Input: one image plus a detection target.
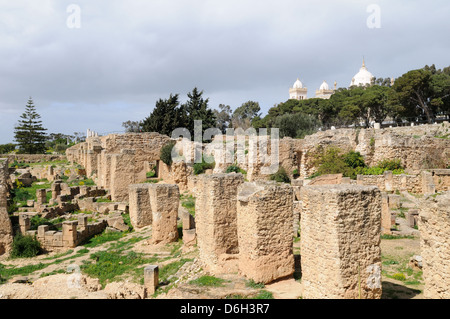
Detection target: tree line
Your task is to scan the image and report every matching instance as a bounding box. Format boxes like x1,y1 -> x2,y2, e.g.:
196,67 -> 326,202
127,64 -> 449,139
7,64 -> 449,154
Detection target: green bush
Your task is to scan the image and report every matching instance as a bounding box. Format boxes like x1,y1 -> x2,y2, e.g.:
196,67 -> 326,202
160,142 -> 176,166
344,151 -> 366,169
313,147 -> 354,178
226,164 -> 241,173
10,234 -> 42,258
377,159 -> 403,171
193,155 -> 215,175
269,167 -> 290,183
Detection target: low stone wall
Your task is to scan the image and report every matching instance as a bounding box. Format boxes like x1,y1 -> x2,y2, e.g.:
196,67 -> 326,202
419,191 -> 450,299
0,154 -> 66,164
355,170 -> 450,194
21,215 -> 107,251
300,185 -> 382,299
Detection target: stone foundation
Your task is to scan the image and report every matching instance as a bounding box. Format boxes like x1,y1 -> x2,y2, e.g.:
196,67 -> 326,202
128,183 -> 152,229
194,173 -> 244,274
300,185 -> 382,299
148,184 -> 180,245
419,191 -> 450,299
236,181 -> 294,284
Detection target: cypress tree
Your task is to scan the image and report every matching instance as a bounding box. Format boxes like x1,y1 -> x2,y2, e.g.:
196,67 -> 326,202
14,97 -> 47,154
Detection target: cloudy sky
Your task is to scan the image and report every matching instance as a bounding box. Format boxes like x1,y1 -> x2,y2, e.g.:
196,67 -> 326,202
0,0 -> 449,143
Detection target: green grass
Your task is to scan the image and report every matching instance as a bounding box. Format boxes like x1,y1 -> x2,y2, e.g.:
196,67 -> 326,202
0,263 -> 49,283
245,279 -> 265,289
11,180 -> 52,208
95,197 -> 112,203
253,290 -> 274,299
381,234 -> 416,240
81,250 -> 158,288
180,194 -> 196,217
189,275 -> 228,287
81,231 -> 127,248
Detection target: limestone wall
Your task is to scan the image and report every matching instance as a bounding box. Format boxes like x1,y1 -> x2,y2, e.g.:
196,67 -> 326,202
0,154 -> 66,164
128,183 -> 153,229
300,185 -> 382,299
236,181 -> 294,284
194,173 -> 244,274
419,191 -> 450,299
298,123 -> 450,178
0,158 -> 13,255
21,216 -> 107,251
149,184 -> 180,244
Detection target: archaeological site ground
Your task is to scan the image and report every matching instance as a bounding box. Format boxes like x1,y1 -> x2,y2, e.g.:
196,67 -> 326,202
1,122 -> 449,300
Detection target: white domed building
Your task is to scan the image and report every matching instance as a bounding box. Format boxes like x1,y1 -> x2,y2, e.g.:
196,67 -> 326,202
350,58 -> 375,87
315,80 -> 336,99
289,78 -> 308,100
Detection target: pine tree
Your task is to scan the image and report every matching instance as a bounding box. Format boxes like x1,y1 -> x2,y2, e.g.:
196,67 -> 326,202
182,87 -> 217,139
14,97 -> 47,154
141,94 -> 183,136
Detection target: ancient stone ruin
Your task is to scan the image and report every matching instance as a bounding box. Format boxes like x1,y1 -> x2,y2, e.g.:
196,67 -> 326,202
1,122 -> 450,299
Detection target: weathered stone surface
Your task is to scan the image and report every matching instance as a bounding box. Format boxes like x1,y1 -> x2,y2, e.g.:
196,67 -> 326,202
237,181 -> 294,284
195,173 -> 244,274
419,191 -> 450,299
308,173 -> 343,186
300,185 -> 382,299
128,183 -> 152,229
149,184 -> 180,244
0,183 -> 13,255
110,149 -> 136,202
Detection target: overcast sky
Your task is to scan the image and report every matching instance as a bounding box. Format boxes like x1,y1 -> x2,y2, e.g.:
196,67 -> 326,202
0,0 -> 449,143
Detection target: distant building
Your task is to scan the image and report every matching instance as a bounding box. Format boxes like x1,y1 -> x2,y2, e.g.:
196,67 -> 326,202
289,78 -> 308,100
315,80 -> 336,99
289,58 -> 378,101
349,58 -> 375,87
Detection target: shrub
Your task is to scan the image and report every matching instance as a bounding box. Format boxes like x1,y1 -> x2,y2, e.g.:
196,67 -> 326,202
343,151 -> 366,169
10,234 -> 42,258
377,159 -> 403,171
392,273 -> 406,281
269,167 -> 290,183
314,147 -> 354,178
193,155 -> 215,175
226,164 -> 241,173
160,142 -> 176,166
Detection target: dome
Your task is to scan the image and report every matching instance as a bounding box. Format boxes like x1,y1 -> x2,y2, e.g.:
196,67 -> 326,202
319,80 -> 329,91
293,78 -> 303,89
350,59 -> 374,87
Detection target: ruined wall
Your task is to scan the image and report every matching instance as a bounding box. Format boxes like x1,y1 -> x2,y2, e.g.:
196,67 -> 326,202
0,158 -> 13,255
0,154 -> 66,164
298,123 -> 450,178
66,133 -> 172,202
236,181 -> 294,284
300,185 -> 382,299
128,184 -> 153,229
149,184 -> 180,244
20,215 -> 107,251
419,191 -> 450,299
195,173 -> 244,274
